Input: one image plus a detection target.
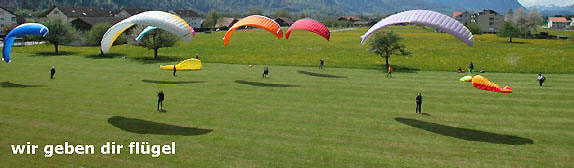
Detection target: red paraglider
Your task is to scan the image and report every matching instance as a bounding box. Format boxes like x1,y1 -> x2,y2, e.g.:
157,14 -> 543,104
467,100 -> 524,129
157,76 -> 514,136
286,19 -> 330,41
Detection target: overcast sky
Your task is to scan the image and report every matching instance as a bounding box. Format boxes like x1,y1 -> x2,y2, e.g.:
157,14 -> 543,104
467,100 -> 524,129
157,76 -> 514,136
518,0 -> 574,7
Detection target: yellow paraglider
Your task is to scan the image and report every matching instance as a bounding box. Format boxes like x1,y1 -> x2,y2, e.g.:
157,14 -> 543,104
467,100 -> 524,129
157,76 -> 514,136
160,58 -> 202,70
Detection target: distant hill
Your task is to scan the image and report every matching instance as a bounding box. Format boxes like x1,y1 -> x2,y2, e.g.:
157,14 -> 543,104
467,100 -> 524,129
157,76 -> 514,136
1,0 -> 525,16
529,4 -> 574,16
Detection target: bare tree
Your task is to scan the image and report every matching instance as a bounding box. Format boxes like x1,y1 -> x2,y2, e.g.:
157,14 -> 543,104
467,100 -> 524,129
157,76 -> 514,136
527,8 -> 543,32
512,8 -> 528,30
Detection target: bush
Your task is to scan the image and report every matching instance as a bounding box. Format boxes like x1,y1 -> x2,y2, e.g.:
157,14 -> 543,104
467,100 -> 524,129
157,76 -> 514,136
466,23 -> 483,35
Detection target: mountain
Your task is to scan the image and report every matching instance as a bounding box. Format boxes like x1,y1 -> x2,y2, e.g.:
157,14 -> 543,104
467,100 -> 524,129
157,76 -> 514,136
2,0 -> 525,16
528,4 -> 574,16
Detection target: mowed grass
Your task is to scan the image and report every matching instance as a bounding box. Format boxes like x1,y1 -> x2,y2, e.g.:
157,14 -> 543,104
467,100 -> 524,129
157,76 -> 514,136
12,26 -> 574,73
1,52 -> 573,167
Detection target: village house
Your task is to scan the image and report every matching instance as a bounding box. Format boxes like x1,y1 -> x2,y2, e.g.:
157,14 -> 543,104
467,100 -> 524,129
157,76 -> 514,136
0,6 -> 18,34
547,17 -> 570,29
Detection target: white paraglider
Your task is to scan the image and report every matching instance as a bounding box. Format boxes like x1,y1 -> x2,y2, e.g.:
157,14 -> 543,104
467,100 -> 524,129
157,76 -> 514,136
101,11 -> 194,54
361,10 -> 474,46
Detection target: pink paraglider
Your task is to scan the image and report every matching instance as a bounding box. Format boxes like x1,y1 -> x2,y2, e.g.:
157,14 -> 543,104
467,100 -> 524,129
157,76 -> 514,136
286,19 -> 330,41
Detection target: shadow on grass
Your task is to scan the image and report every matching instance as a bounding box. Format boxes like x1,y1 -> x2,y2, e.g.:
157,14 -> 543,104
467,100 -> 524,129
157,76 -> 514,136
33,51 -> 78,56
142,79 -> 204,84
131,55 -> 181,64
1,81 -> 44,88
421,113 -> 431,116
234,80 -> 299,88
502,41 -> 528,44
297,70 -> 347,78
379,64 -> 419,73
395,117 -> 533,145
85,53 -> 126,59
107,116 -> 212,136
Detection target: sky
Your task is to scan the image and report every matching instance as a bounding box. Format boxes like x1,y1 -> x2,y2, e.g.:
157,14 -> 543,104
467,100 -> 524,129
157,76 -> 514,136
518,0 -> 574,7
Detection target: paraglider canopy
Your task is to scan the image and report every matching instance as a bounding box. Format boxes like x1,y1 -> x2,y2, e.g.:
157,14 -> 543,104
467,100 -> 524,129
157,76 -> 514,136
223,15 -> 283,46
361,10 -> 474,46
101,11 -> 194,54
2,23 -> 49,63
286,19 -> 330,41
135,25 -> 196,45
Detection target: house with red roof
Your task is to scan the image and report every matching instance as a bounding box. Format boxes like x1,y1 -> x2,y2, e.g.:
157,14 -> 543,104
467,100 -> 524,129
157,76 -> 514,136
547,17 -> 570,29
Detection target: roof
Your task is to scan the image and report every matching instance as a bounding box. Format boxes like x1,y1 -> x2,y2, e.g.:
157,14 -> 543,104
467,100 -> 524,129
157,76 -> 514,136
453,12 -> 462,18
0,6 -> 17,16
71,17 -> 124,26
548,17 -> 569,23
171,10 -> 200,17
275,17 -> 293,25
478,9 -> 499,15
338,16 -> 360,21
119,8 -> 149,15
215,17 -> 237,27
40,6 -> 115,17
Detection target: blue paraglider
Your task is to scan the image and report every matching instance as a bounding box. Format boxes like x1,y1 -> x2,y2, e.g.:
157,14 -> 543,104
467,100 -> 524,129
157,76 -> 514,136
2,23 -> 49,63
135,26 -> 158,45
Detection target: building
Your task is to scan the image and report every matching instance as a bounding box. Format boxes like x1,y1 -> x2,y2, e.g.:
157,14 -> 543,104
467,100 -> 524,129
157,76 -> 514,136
274,17 -> 293,27
0,6 -> 18,32
571,18 -> 574,27
472,10 -> 504,33
453,11 -> 472,25
547,17 -> 570,29
39,6 -> 115,23
337,16 -> 360,22
168,10 -> 202,28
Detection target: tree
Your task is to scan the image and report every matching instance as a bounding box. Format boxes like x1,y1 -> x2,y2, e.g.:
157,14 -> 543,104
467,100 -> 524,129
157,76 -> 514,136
466,23 -> 483,35
497,21 -> 521,42
203,9 -> 219,28
527,8 -> 543,32
274,9 -> 291,19
504,9 -> 514,22
249,7 -> 263,15
84,23 -> 126,46
42,17 -> 76,54
369,31 -> 409,69
138,29 -> 179,59
513,8 -> 529,31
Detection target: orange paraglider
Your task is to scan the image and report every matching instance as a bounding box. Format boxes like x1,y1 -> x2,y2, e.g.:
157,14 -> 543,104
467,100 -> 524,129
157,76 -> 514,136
470,75 -> 512,93
223,15 -> 283,45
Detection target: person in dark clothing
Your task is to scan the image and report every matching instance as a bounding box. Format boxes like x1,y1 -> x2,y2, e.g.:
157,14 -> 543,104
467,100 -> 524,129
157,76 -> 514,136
50,66 -> 56,79
157,91 -> 165,111
262,67 -> 269,79
195,53 -> 200,60
319,59 -> 324,69
469,61 -> 474,74
173,66 -> 177,76
415,93 -> 422,114
537,73 -> 546,87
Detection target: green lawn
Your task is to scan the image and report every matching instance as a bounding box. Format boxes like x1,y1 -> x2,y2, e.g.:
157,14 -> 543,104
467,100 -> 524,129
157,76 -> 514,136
13,26 -> 574,73
1,50 -> 573,167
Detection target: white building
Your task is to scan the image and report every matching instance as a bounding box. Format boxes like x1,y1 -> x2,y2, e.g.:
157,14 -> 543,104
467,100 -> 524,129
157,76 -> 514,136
547,17 -> 570,29
168,10 -> 202,29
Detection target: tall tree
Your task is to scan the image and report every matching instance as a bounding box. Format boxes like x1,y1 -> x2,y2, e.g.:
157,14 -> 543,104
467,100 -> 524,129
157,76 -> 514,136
369,31 -> 409,69
504,9 -> 514,22
527,8 -> 543,32
466,23 -> 483,35
497,21 -> 521,43
42,17 -> 76,54
138,29 -> 179,59
512,8 -> 528,30
203,9 -> 219,28
84,23 -> 126,46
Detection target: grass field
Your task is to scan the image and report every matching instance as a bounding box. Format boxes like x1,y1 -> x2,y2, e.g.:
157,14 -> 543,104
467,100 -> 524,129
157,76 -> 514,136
1,49 -> 573,167
12,26 -> 574,73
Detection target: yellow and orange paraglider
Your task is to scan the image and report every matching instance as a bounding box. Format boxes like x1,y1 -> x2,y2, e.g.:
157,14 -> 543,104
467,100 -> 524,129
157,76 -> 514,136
223,15 -> 283,45
160,58 -> 202,71
460,75 -> 512,93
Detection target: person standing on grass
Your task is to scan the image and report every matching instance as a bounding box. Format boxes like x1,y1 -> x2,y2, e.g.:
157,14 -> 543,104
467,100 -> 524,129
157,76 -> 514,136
195,53 -> 200,60
469,61 -> 474,74
157,90 -> 165,111
50,66 -> 56,79
537,73 -> 546,87
173,66 -> 177,76
387,65 -> 393,78
262,67 -> 269,79
319,59 -> 324,69
415,93 -> 422,114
